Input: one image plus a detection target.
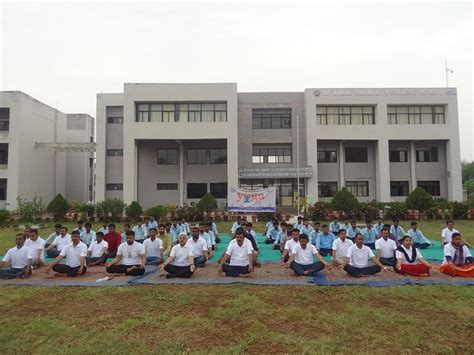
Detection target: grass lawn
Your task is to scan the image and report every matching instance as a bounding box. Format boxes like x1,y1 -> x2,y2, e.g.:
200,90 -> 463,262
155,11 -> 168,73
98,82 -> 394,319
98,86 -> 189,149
0,220 -> 473,353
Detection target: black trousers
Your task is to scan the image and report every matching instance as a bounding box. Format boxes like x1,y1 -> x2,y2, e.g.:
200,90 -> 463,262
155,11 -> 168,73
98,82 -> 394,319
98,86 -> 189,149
222,263 -> 250,277
290,261 -> 325,276
106,264 -> 145,276
52,264 -> 86,277
379,257 -> 396,267
318,248 -> 333,257
86,256 -> 104,266
344,264 -> 381,278
413,243 -> 430,249
164,264 -> 194,278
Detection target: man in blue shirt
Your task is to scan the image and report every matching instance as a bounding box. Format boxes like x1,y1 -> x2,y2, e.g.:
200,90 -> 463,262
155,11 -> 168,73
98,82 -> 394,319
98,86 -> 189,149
390,218 -> 406,241
231,215 -> 243,235
346,220 -> 361,242
375,218 -> 384,235
169,220 -> 180,244
148,216 -> 158,231
299,218 -> 315,238
329,217 -> 340,236
132,221 -> 145,244
178,218 -> 190,235
293,216 -> 303,231
265,220 -> 281,246
316,224 -> 336,256
207,217 -> 220,243
361,219 -> 378,249
407,221 -> 432,249
80,223 -> 96,247
340,218 -> 350,231
73,220 -> 85,235
274,222 -> 289,250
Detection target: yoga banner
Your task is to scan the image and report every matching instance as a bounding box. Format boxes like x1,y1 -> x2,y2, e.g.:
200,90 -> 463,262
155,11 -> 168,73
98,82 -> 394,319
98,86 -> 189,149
227,187 -> 276,212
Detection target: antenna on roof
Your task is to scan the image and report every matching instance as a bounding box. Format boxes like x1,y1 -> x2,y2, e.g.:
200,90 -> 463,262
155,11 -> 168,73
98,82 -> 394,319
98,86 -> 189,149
445,59 -> 454,87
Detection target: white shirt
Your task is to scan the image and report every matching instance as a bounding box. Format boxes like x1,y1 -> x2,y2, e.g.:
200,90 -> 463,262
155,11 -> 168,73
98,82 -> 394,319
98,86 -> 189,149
332,238 -> 354,259
117,241 -> 145,265
60,242 -> 88,268
170,244 -> 194,267
442,243 -> 472,265
441,227 -> 459,244
88,240 -> 109,258
291,243 -> 319,265
3,245 -> 33,269
143,237 -> 163,258
25,237 -> 46,261
375,238 -> 397,258
52,234 -> 72,251
346,244 -> 374,268
395,245 -> 423,264
226,239 -> 253,266
186,237 -> 208,257
284,239 -> 299,252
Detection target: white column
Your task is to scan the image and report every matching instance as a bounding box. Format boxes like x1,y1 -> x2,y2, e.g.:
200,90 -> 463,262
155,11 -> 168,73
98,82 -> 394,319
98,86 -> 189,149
410,141 -> 416,192
307,138 -> 318,202
227,136 -> 239,191
179,141 -> 184,206
446,139 -> 463,201
376,139 -> 391,201
339,141 -> 345,189
122,137 -> 137,204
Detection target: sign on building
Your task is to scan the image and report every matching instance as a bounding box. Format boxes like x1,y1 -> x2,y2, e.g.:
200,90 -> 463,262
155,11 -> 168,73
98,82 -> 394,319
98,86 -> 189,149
228,187 -> 276,212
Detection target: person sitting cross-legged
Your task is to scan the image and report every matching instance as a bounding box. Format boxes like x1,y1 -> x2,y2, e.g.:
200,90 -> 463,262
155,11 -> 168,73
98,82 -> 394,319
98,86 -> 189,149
105,230 -> 146,276
406,221 -> 432,249
439,232 -> 474,277
331,229 -> 353,267
0,234 -> 33,279
85,232 -> 108,266
186,226 -> 209,267
281,228 -> 300,263
341,233 -> 389,278
45,226 -> 71,258
395,235 -> 432,277
45,230 -> 87,277
218,229 -> 254,277
315,224 -> 336,256
160,232 -> 196,278
24,228 -> 46,269
284,234 -> 330,277
375,228 -> 397,267
143,228 -> 163,265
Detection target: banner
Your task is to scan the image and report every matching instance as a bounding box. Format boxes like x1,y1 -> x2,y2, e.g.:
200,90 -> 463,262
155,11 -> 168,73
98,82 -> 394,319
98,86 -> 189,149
227,187 -> 276,212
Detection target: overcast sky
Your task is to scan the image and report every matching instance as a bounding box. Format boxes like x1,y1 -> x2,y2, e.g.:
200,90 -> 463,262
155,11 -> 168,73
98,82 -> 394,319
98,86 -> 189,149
1,1 -> 473,160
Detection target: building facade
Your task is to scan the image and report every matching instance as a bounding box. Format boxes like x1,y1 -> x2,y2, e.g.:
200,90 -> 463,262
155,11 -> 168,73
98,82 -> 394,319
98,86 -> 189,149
96,84 -> 463,208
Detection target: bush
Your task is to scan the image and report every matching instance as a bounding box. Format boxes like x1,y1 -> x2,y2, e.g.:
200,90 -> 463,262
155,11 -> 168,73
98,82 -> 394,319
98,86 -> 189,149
95,198 -> 126,222
307,202 -> 331,221
432,198 -> 453,210
452,201 -> 469,219
68,200 -> 83,212
145,205 -> 167,220
384,202 -> 408,220
359,202 -> 380,221
47,194 -> 70,220
0,210 -> 10,226
196,193 -> 218,213
330,187 -> 360,213
79,202 -> 95,217
426,207 -> 443,220
468,193 -> 474,208
125,201 -> 143,221
175,206 -> 203,222
17,195 -> 44,221
405,187 -> 433,212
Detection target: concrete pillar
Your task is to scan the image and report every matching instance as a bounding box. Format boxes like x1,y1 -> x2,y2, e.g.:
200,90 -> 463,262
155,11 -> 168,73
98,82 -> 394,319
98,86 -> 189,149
123,137 -> 137,203
307,138 -> 318,202
376,139 -> 391,201
339,140 -> 345,189
179,140 -> 184,206
409,141 -> 417,192
446,139 -> 463,201
227,136 -> 239,198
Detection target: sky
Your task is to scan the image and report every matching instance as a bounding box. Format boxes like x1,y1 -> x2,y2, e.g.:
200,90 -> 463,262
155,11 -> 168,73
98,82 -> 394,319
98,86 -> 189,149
1,1 -> 473,160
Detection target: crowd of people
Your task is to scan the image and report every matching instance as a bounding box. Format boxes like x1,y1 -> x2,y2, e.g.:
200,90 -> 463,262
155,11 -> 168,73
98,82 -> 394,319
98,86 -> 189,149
0,216 -> 473,280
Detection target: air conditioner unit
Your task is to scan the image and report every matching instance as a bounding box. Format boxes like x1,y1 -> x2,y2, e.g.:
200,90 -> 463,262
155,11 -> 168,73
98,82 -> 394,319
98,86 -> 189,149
189,201 -> 196,207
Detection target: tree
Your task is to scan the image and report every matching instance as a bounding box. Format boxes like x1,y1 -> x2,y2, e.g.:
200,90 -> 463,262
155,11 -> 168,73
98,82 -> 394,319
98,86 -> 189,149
96,198 -> 126,222
461,161 -> 474,183
463,179 -> 474,196
405,187 -> 433,212
196,193 -> 218,212
47,194 -> 70,219
330,187 -> 360,213
17,195 -> 45,221
125,201 -> 143,221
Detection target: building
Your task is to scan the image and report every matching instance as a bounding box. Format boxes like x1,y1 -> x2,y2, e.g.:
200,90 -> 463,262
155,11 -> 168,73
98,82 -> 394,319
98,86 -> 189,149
0,91 -> 94,211
96,84 -> 462,208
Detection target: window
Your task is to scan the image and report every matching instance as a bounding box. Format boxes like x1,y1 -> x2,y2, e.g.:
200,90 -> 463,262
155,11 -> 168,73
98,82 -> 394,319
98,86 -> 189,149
187,149 -> 207,164
210,183 -> 227,198
316,106 -> 375,125
417,181 -> 440,196
209,148 -> 227,164
317,147 -> 337,163
252,145 -> 292,164
157,149 -> 178,165
107,149 -> 123,157
390,181 -> 409,196
388,105 -> 445,124
187,183 -> 207,199
106,184 -> 123,191
106,106 -> 123,124
389,147 -> 408,162
0,108 -> 10,131
346,181 -> 369,197
136,102 -> 227,122
0,144 -> 8,164
157,183 -> 178,190
318,182 -> 338,198
345,147 -> 368,163
252,109 -> 292,129
0,179 -> 6,200
416,147 -> 439,162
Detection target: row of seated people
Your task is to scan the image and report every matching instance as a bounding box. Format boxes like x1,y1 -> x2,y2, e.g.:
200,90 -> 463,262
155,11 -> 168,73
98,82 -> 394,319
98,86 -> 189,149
1,225 -> 473,279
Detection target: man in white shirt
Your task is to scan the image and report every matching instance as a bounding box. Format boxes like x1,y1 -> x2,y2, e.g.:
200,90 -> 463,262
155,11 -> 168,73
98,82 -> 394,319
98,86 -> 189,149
341,234 -> 388,278
281,228 -> 300,263
80,222 -> 96,247
440,232 -> 474,277
0,234 -> 33,279
284,234 -> 330,276
25,228 -> 46,268
218,229 -> 254,277
441,220 -> 461,246
375,228 -> 397,267
98,223 -> 109,235
332,229 -> 354,266
186,226 -> 209,267
160,232 -> 196,278
46,231 -> 87,277
86,232 -> 109,266
143,229 -> 164,265
105,230 -> 146,276
45,226 -> 71,258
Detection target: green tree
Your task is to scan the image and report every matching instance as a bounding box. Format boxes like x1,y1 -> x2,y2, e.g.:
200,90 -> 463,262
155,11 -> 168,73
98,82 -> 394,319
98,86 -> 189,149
125,201 -> 143,221
461,161 -> 474,183
463,179 -> 474,196
17,195 -> 45,221
330,187 -> 360,213
96,198 -> 126,222
196,193 -> 218,212
47,194 -> 70,219
405,187 -> 433,212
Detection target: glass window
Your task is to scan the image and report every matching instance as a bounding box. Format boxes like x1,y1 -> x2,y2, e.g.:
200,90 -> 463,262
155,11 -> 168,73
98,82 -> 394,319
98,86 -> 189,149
157,149 -> 178,165
187,148 -> 207,164
0,144 -> 7,164
252,109 -> 292,129
417,181 -> 440,196
316,106 -> 374,125
106,184 -> 123,191
390,181 -> 409,196
106,106 -> 124,124
157,183 -> 178,190
389,147 -> 408,162
187,183 -> 207,199
388,105 -> 445,125
345,147 -> 368,162
345,181 -> 369,197
210,183 -> 227,198
416,147 -> 438,162
318,182 -> 338,197
252,145 -> 291,164
135,102 -> 226,122
0,179 -> 7,200
107,149 -> 123,157
209,148 -> 227,164
317,147 -> 337,163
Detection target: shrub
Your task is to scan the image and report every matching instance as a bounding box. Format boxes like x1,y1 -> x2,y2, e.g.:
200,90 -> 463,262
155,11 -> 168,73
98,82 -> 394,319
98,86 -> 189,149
95,198 -> 126,222
17,195 -> 44,221
384,202 -> 408,220
145,205 -> 167,220
0,210 -> 10,226
175,206 -> 203,222
307,202 -> 331,221
125,201 -> 143,221
330,187 -> 360,213
426,207 -> 442,220
359,202 -> 380,221
47,194 -> 70,220
452,201 -> 469,219
196,193 -> 218,213
79,202 -> 95,217
432,198 -> 453,210
68,200 -> 83,212
468,193 -> 474,208
405,187 -> 433,212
